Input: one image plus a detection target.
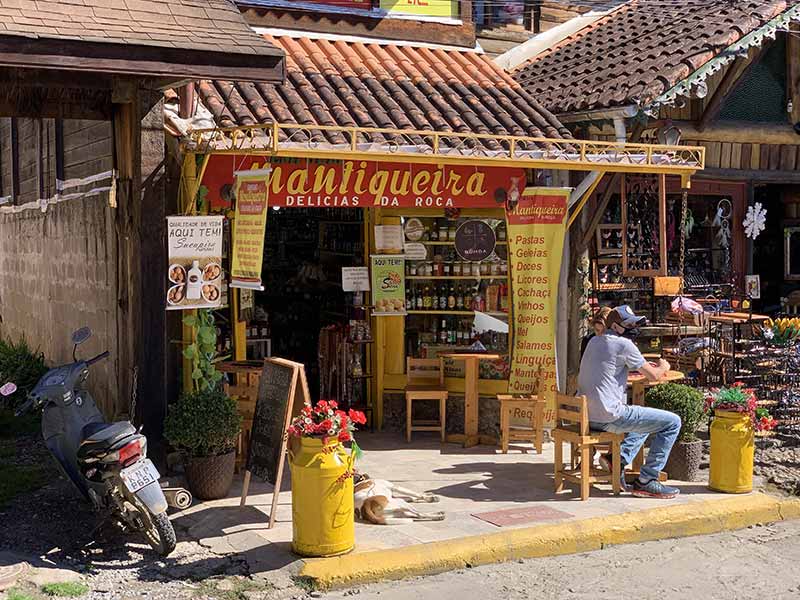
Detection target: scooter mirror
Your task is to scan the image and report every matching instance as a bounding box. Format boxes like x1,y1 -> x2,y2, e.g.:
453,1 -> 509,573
0,382 -> 17,397
71,327 -> 92,346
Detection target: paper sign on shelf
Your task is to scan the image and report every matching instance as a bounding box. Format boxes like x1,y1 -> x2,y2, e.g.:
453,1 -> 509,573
342,267 -> 370,292
375,225 -> 404,252
230,168 -> 271,290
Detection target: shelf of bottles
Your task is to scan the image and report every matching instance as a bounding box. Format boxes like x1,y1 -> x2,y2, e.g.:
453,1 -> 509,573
401,215 -> 510,379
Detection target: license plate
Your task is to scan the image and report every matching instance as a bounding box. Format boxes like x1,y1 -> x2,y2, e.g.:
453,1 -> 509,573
121,459 -> 160,493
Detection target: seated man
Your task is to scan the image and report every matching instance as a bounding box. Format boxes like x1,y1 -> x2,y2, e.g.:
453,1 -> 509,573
577,305 -> 681,499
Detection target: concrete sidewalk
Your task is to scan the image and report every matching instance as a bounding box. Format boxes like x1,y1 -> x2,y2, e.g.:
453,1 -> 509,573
171,432 -> 798,588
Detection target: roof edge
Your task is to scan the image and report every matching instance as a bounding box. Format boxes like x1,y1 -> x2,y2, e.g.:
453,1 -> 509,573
646,4 -> 800,115
0,36 -> 284,83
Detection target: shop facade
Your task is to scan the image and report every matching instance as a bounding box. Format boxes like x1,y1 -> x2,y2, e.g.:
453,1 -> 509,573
165,25 -> 705,453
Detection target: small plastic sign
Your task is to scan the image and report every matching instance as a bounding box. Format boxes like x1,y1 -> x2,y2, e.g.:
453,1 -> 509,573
403,242 -> 427,261
0,382 -> 17,397
374,225 -> 404,252
342,267 -> 370,292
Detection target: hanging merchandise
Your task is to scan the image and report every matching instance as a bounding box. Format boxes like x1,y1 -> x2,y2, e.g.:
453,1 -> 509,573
743,202 -> 767,240
714,199 -> 732,250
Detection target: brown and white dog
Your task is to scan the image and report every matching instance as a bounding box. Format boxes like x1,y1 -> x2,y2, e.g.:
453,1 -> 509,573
354,476 -> 445,525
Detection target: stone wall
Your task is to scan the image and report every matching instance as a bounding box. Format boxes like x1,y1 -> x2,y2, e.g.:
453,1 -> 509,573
0,195 -> 118,416
382,392 -> 502,439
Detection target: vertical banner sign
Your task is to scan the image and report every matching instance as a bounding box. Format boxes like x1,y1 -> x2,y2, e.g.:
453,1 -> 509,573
371,255 -> 406,315
506,187 -> 570,427
166,216 -> 224,310
230,169 -> 271,290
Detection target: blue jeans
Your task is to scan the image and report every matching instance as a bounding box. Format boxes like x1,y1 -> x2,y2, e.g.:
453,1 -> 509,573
590,405 -> 681,483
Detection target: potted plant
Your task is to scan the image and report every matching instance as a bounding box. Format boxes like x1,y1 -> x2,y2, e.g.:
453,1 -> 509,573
286,400 -> 366,557
704,383 -> 777,493
645,383 -> 705,481
164,311 -> 241,500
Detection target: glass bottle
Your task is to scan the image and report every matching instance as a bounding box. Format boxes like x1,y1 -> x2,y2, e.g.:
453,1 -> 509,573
406,287 -> 414,311
423,285 -> 432,310
447,285 -> 456,309
439,284 -> 448,310
456,285 -> 464,310
440,318 -> 448,344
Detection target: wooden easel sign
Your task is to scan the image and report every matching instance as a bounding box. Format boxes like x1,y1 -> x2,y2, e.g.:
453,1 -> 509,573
240,357 -> 309,529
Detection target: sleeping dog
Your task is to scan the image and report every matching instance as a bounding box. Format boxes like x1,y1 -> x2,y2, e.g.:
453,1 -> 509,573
353,475 -> 445,525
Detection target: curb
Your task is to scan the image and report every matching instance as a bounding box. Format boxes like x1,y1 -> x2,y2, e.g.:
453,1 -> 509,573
299,493 -> 800,589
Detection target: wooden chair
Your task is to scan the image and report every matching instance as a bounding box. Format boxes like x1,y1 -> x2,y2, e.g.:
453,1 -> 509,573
405,358 -> 448,443
496,394 -> 545,454
782,291 -> 800,314
553,393 -> 624,500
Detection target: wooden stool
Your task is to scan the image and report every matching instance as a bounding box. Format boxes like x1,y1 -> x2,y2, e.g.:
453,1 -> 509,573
405,358 -> 448,443
553,393 -> 624,500
497,394 -> 545,453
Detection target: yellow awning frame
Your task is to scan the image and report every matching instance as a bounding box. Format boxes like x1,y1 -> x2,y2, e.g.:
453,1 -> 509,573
182,122 -> 704,185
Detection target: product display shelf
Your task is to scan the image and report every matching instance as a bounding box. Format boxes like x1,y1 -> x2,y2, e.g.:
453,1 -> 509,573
421,240 -> 508,246
407,310 -> 508,316
407,275 -> 507,280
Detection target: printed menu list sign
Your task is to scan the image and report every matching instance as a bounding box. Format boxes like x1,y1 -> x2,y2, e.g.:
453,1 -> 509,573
371,255 -> 406,315
230,168 -> 271,290
166,216 -> 224,310
505,188 -> 570,427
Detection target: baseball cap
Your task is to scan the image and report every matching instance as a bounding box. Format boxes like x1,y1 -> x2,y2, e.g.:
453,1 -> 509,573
606,305 -> 647,330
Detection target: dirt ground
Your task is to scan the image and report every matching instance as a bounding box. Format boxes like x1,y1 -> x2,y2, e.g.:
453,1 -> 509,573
324,520 -> 800,600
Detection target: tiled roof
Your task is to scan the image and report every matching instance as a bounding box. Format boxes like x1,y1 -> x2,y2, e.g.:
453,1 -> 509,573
194,34 -> 572,149
0,0 -> 280,57
513,0 -> 795,114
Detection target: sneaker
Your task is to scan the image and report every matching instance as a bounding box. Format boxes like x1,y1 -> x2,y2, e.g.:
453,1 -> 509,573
632,479 -> 680,499
598,453 -> 629,492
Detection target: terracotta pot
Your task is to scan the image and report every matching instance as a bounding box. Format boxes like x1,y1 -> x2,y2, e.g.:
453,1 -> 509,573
185,451 -> 236,500
665,439 -> 703,482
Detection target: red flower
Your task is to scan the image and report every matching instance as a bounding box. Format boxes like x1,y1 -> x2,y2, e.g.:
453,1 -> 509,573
301,405 -> 312,417
317,400 -> 329,412
320,419 -> 333,431
349,409 -> 367,425
734,382 -> 745,387
338,430 -> 351,442
329,400 -> 338,409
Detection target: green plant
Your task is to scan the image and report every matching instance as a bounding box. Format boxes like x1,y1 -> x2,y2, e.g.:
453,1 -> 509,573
7,587 -> 37,600
0,336 -> 48,408
163,387 -> 241,457
40,583 -> 89,597
182,310 -> 223,392
645,383 -> 705,442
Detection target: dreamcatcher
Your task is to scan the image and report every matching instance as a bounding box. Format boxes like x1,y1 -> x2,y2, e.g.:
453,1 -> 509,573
622,176 -> 666,276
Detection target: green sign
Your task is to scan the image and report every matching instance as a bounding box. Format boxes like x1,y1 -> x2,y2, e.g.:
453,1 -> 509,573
371,255 -> 406,316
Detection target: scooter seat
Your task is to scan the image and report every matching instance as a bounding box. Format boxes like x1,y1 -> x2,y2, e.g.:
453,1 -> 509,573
79,421 -> 136,452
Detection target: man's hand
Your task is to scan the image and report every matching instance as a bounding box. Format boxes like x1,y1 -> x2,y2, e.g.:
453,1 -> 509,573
639,359 -> 670,382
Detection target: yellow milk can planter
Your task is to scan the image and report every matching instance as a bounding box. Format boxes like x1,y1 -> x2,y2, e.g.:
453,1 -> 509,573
706,385 -> 777,494
290,436 -> 355,557
286,399 -> 367,558
709,410 -> 754,493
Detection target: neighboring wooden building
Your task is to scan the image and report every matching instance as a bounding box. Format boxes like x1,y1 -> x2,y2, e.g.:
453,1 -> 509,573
0,0 -> 283,441
511,0 -> 800,384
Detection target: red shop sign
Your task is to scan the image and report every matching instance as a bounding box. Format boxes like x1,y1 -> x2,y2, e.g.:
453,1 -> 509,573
201,155 -> 525,211
303,0 -> 371,8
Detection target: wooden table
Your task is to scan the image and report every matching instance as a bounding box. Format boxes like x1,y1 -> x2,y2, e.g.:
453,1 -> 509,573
626,369 -> 686,477
441,352 -> 501,448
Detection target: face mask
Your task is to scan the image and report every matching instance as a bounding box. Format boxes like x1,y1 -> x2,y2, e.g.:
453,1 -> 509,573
622,327 -> 641,339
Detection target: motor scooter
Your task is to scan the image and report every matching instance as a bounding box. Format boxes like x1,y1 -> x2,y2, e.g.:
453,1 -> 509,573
4,327 -> 176,556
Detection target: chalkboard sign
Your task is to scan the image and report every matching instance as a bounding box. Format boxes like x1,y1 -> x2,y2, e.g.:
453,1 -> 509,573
455,219 -> 496,262
240,357 -> 309,528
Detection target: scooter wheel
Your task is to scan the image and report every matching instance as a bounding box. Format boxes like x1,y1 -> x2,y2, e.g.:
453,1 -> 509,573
144,511 -> 176,557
